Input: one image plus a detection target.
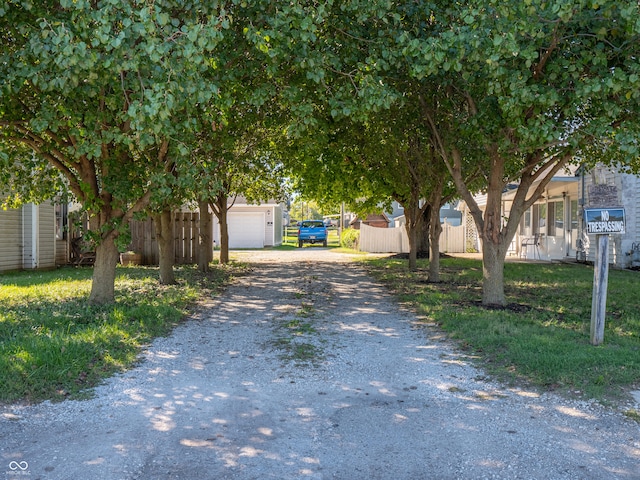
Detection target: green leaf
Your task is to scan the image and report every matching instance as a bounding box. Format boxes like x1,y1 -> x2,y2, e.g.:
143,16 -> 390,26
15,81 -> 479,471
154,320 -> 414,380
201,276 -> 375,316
157,12 -> 169,26
187,26 -> 199,42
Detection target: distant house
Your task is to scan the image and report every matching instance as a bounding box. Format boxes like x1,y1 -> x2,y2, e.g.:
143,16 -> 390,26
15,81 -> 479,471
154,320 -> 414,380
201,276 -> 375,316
0,201 -> 66,272
440,202 -> 463,226
349,213 -> 390,229
213,197 -> 284,249
388,200 -> 463,227
385,201 -> 405,226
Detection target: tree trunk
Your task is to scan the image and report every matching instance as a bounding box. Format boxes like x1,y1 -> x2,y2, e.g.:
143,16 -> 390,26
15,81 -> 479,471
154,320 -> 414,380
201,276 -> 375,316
427,179 -> 445,282
211,193 -> 230,264
417,206 -> 430,255
89,232 -> 119,305
479,186 -> 510,306
444,146 -> 512,306
403,203 -> 422,271
481,239 -> 508,306
155,209 -> 176,285
198,200 -> 213,272
218,205 -> 229,264
428,206 -> 442,282
405,221 -> 418,271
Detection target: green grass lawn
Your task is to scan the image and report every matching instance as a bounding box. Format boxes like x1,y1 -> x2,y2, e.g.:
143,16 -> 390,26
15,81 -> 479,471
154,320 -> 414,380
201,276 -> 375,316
363,256 -> 640,404
0,265 -> 230,404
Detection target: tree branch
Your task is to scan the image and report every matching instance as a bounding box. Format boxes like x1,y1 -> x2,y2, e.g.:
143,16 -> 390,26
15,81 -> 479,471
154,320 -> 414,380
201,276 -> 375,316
533,26 -> 560,80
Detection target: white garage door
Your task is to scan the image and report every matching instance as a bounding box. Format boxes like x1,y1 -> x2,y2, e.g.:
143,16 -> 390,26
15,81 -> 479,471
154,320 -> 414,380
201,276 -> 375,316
228,212 -> 265,248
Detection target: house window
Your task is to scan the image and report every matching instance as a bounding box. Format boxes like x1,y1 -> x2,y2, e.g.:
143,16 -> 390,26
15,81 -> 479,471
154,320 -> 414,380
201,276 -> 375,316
55,203 -> 67,240
554,200 -> 564,233
547,201 -> 563,236
538,203 -> 547,234
570,199 -> 578,231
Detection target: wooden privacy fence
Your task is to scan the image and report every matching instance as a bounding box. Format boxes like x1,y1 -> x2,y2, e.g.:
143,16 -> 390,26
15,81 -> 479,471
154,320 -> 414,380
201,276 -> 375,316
129,212 -> 202,265
358,221 -> 466,254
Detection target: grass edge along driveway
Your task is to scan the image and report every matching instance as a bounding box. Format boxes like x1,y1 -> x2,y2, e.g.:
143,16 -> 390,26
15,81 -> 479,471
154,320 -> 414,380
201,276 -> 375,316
0,264 -> 231,405
362,256 -> 640,411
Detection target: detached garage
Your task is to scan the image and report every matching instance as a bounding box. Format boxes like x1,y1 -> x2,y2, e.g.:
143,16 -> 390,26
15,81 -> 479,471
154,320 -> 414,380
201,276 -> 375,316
227,212 -> 265,248
213,198 -> 283,249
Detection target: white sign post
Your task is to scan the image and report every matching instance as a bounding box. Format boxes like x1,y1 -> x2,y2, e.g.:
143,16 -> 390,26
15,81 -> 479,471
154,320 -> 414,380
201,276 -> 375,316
584,207 -> 625,346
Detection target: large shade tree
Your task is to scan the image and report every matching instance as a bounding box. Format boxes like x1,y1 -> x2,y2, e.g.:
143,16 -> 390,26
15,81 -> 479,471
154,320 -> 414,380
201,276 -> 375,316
261,0 -> 640,306
0,1 -> 229,303
349,90 -> 477,278
178,4 -> 292,267
397,0 -> 640,305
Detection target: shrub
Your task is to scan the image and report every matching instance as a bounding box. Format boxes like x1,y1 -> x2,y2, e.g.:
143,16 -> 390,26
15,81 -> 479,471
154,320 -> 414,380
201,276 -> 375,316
341,228 -> 360,249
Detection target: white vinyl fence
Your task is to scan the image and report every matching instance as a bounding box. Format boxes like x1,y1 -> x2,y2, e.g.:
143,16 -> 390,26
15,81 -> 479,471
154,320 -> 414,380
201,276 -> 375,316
359,223 -> 409,253
359,221 -> 465,254
440,221 -> 466,253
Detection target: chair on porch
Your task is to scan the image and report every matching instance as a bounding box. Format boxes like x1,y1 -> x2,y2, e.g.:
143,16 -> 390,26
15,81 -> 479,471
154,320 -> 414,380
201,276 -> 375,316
520,233 -> 541,260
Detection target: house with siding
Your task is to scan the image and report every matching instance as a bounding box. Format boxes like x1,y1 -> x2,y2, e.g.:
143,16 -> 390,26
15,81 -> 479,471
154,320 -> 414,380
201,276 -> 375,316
0,201 -> 65,272
459,163 -> 640,268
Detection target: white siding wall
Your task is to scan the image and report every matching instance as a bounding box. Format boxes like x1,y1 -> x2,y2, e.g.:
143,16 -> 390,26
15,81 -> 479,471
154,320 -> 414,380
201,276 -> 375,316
265,207 -> 274,246
56,240 -> 68,266
273,206 -> 283,246
627,173 -> 640,251
38,202 -> 56,269
0,202 -> 58,272
22,204 -> 35,269
0,208 -> 23,271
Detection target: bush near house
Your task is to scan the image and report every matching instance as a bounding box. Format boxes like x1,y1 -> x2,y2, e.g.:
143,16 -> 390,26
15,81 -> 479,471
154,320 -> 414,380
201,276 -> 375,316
340,228 -> 360,250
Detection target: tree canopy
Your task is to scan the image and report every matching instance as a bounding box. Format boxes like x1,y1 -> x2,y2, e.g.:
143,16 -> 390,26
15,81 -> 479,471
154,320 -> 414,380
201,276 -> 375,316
266,0 -> 640,304
2,0 -> 640,307
0,1 -> 269,302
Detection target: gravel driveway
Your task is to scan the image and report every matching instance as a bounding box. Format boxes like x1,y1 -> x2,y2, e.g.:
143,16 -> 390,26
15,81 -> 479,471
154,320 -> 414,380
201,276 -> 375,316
1,249 -> 639,479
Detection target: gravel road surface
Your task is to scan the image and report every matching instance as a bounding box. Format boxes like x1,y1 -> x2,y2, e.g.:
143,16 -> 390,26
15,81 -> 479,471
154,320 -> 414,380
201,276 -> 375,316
1,249 -> 639,479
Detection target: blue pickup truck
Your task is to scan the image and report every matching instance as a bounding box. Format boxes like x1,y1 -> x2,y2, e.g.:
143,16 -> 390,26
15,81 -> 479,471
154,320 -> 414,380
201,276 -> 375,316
297,220 -> 328,248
